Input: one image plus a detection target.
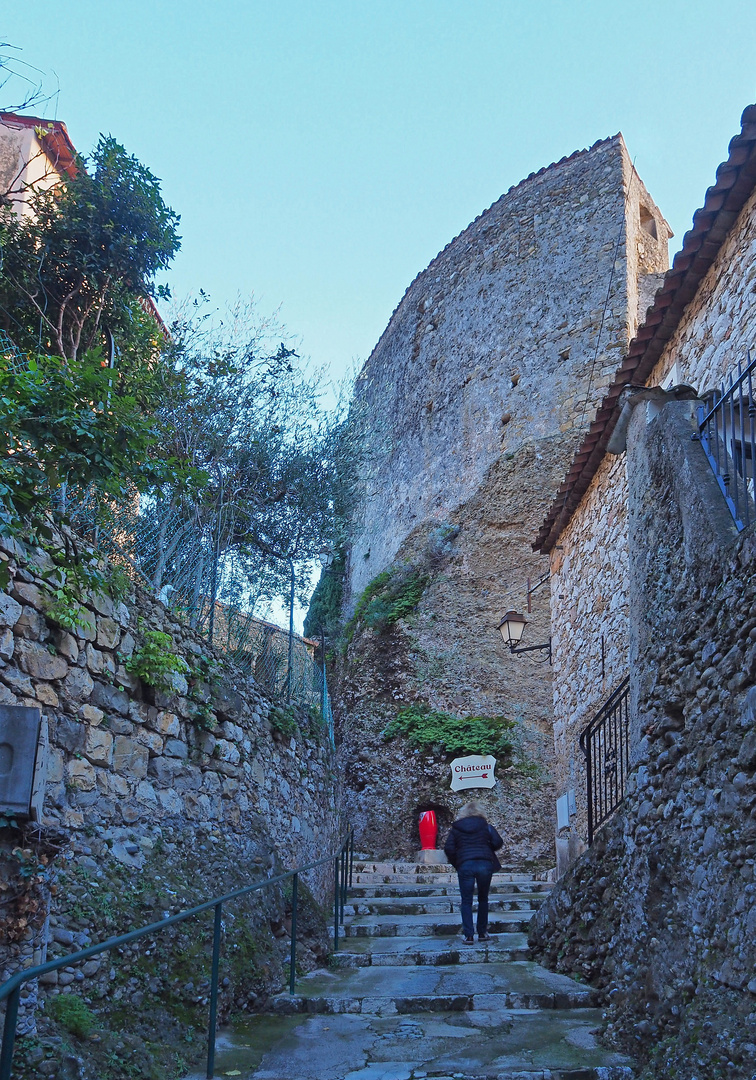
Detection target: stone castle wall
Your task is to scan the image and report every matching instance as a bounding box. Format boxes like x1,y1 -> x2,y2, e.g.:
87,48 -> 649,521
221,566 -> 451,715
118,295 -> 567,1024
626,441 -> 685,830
337,136 -> 669,862
348,135 -> 668,600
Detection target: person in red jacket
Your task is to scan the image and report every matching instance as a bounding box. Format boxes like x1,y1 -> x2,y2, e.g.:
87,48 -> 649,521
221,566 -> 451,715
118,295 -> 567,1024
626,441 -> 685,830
444,801 -> 504,944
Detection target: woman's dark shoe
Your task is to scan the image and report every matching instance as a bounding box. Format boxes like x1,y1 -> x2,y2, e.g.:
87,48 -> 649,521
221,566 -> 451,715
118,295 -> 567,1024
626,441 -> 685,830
478,933 -> 492,941
462,936 -> 475,944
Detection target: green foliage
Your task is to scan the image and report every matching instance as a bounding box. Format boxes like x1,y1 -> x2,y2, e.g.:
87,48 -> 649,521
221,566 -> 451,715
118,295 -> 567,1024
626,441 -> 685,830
383,704 -> 516,758
342,566 -> 429,644
0,134 -> 180,362
378,571 -> 428,625
0,348 -> 184,529
186,654 -> 222,731
141,302 -> 357,610
49,995 -> 96,1039
45,584 -> 94,636
126,630 -> 189,692
269,704 -> 298,737
107,564 -> 132,603
513,757 -> 543,780
0,127 -> 355,623
303,549 -> 345,639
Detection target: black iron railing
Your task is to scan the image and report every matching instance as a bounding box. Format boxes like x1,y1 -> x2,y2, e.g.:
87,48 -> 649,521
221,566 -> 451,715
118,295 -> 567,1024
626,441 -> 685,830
0,830 -> 354,1080
697,350 -> 756,531
579,677 -> 630,845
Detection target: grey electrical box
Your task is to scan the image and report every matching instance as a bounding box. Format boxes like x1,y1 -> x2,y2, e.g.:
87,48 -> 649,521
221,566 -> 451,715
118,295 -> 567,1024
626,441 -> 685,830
0,706 -> 42,818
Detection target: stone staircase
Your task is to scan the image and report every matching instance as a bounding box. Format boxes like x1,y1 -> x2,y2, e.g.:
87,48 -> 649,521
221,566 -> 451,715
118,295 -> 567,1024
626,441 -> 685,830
193,859 -> 635,1080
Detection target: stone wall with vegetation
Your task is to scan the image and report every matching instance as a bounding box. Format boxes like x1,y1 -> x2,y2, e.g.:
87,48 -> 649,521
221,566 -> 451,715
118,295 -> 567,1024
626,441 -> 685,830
529,403 -> 756,1079
0,528 -> 340,1080
335,137 -> 669,870
334,522 -> 555,867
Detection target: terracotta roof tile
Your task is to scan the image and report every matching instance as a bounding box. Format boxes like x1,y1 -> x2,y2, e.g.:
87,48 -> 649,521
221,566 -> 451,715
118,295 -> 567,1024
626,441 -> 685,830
0,112 -> 78,178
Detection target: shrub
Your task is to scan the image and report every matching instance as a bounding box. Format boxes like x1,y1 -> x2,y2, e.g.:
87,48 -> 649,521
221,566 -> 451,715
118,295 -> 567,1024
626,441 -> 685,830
270,704 -> 298,737
45,585 -> 95,637
383,705 -> 516,758
49,994 -> 96,1039
126,629 -> 189,692
303,549 -> 346,639
343,566 -> 429,642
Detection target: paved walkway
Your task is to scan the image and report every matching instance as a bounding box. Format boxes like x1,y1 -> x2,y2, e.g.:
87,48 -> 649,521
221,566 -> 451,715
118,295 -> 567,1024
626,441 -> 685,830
193,860 -> 635,1080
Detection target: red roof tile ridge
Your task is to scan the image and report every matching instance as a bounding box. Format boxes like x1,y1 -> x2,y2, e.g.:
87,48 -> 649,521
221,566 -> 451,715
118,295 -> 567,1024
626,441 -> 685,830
534,104 -> 756,554
0,110 -> 78,178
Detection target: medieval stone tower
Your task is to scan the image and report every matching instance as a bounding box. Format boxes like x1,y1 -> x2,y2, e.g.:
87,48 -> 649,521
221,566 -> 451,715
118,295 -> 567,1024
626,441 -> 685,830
337,134 -> 670,862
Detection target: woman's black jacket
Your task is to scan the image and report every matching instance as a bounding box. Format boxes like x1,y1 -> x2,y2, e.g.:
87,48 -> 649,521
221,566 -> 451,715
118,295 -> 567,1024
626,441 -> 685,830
444,815 -> 503,870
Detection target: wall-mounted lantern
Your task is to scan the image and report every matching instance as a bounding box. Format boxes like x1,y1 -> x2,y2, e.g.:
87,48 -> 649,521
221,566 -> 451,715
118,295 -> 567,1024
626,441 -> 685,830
497,610 -> 552,663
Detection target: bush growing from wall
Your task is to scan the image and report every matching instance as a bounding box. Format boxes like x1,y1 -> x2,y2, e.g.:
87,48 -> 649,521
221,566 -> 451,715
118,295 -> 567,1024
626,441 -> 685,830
342,565 -> 429,644
126,629 -> 190,692
383,704 -> 516,758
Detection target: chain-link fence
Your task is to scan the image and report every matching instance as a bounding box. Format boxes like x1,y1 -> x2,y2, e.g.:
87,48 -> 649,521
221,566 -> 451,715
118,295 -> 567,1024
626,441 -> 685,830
0,332 -> 334,737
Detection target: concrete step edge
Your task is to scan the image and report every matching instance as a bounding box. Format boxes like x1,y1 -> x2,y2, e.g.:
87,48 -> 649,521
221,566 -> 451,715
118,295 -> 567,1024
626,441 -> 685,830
330,949 -> 531,967
381,1070 -> 634,1080
270,990 -> 599,1014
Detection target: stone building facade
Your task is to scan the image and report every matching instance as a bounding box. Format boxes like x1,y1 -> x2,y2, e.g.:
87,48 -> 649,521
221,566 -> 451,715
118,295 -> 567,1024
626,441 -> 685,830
530,101 -> 756,1079
536,102 -> 756,872
339,135 -> 670,858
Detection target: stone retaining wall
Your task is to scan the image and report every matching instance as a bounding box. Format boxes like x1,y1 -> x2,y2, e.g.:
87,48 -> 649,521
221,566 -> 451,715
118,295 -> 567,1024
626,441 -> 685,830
0,528 -> 340,1077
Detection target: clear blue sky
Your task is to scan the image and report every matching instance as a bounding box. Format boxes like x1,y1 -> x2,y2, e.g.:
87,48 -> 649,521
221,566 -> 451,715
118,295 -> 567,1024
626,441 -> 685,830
6,1 -> 756,386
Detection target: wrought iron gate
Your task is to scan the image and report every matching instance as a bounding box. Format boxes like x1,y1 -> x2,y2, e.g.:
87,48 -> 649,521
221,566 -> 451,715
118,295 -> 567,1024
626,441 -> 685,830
579,676 -> 631,845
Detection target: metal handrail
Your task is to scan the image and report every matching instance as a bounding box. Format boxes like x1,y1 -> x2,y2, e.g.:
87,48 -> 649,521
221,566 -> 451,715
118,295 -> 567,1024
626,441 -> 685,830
0,829 -> 354,1080
696,350 -> 756,531
579,677 -> 630,846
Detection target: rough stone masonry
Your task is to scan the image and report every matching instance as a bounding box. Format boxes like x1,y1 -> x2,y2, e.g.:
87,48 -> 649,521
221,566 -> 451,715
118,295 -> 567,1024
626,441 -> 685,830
0,528 -> 341,1079
530,401 -> 756,1079
337,135 -> 670,859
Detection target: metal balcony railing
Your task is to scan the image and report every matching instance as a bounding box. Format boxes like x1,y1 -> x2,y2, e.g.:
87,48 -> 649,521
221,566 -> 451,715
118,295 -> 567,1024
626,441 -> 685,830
696,350 -> 756,531
579,677 -> 630,846
0,831 -> 354,1080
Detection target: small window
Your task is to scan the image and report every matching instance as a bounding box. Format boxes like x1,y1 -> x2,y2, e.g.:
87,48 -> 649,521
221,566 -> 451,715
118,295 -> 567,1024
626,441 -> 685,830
639,204 -> 658,240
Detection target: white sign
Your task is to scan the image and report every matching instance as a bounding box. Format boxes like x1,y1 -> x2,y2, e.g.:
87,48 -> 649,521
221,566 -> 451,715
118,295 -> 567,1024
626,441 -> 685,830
450,755 -> 497,792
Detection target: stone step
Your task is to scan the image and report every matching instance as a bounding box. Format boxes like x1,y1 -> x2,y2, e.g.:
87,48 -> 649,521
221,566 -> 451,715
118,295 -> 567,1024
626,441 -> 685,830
349,881 -> 553,898
352,870 -> 550,885
331,932 -> 530,967
353,862 -> 547,876
184,1009 -> 634,1079
343,911 -> 536,937
271,961 -> 598,1016
345,895 -> 545,916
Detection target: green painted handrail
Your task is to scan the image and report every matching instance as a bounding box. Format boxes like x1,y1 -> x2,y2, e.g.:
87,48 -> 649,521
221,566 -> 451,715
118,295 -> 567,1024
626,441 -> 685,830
0,829 -> 354,1080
